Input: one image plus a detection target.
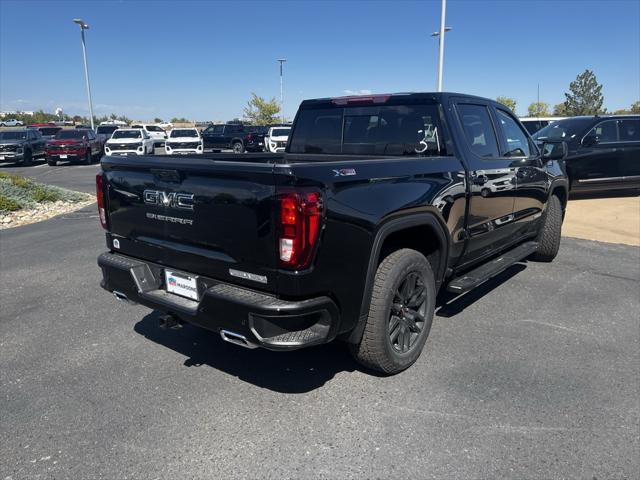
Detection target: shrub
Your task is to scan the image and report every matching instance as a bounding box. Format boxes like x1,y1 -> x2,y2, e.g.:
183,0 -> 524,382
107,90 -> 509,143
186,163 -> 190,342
0,173 -> 92,214
0,194 -> 21,212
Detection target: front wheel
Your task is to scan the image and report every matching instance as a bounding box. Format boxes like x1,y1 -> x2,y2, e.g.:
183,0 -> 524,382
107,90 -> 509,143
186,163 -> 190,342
350,248 -> 436,374
22,149 -> 33,166
530,194 -> 562,262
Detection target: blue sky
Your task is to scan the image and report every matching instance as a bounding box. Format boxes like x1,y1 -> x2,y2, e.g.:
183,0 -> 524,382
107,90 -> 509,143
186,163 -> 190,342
1,0 -> 638,121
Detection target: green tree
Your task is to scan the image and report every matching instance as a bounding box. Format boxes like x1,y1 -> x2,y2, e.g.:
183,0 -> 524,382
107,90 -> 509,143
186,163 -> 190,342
630,101 -> 640,114
170,117 -> 189,123
527,102 -> 550,117
553,102 -> 570,116
243,93 -> 281,125
562,69 -> 605,116
153,117 -> 163,123
496,96 -> 517,113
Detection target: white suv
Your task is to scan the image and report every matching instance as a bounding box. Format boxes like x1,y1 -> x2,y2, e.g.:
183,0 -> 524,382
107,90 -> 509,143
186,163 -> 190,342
265,126 -> 291,153
105,128 -> 155,156
130,124 -> 167,147
165,128 -> 203,155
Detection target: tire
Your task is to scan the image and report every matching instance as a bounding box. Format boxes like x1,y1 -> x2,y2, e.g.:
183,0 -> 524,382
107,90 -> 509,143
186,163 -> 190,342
148,145 -> 154,155
350,248 -> 436,374
46,156 -> 57,166
22,149 -> 32,166
232,141 -> 244,154
531,194 -> 562,262
83,150 -> 91,165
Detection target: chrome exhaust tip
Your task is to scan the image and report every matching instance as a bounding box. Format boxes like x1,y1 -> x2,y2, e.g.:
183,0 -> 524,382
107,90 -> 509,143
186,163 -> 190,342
113,290 -> 136,305
220,329 -> 258,349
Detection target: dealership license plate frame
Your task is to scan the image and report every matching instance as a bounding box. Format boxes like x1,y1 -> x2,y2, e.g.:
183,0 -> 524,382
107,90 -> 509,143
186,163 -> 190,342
164,269 -> 200,301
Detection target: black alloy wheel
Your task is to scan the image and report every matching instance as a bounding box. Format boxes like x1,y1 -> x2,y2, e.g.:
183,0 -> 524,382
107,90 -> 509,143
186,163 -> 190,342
388,271 -> 428,353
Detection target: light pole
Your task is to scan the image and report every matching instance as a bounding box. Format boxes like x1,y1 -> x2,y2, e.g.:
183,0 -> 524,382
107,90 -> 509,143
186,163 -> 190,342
430,0 -> 451,92
73,18 -> 95,130
277,58 -> 286,123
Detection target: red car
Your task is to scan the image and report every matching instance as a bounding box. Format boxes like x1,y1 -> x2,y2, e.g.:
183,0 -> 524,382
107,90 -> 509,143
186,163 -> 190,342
46,128 -> 103,166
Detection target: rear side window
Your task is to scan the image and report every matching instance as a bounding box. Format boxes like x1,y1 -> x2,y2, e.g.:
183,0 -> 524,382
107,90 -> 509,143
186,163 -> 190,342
587,120 -> 618,143
457,104 -> 500,158
495,109 -> 532,157
618,119 -> 640,141
289,104 -> 447,156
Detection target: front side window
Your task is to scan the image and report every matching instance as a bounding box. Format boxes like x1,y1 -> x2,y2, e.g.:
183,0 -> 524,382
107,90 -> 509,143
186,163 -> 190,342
495,109 -> 532,157
618,119 -> 640,141
457,104 -> 500,158
587,120 -> 618,143
213,125 -> 224,134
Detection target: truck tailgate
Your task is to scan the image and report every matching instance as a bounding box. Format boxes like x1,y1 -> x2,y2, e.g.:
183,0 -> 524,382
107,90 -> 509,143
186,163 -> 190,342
101,155 -> 278,289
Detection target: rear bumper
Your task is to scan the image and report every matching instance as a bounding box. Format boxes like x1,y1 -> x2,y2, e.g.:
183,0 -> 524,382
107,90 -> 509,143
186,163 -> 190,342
97,251 -> 339,350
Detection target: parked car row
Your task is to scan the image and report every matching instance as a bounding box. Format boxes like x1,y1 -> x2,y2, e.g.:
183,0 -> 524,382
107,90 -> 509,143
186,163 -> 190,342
533,115 -> 640,193
200,123 -> 291,153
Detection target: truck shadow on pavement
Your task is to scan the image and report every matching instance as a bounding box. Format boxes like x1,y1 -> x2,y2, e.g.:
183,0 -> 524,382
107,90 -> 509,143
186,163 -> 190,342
134,313 -> 363,393
133,263 -> 527,393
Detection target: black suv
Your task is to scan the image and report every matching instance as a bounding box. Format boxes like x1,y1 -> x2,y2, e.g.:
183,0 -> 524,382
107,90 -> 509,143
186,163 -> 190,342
533,115 -> 640,193
243,125 -> 268,152
0,129 -> 46,165
201,124 -> 247,153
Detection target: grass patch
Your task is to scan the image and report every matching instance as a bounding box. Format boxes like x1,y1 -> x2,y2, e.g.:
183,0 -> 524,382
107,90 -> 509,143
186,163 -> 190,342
0,172 -> 92,214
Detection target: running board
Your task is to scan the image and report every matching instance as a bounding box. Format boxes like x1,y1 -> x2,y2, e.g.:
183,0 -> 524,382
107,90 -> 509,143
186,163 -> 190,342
447,241 -> 538,294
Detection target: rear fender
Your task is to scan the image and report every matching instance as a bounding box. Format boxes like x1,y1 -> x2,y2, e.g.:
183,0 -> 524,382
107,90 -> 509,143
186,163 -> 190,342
347,212 -> 450,344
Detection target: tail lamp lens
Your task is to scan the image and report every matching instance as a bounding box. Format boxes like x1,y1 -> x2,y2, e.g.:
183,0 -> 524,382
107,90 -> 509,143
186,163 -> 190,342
279,192 -> 322,269
95,173 -> 107,229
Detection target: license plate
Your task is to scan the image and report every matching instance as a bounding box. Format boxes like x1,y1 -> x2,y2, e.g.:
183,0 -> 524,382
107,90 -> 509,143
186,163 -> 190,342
60,154 -> 68,159
165,269 -> 199,301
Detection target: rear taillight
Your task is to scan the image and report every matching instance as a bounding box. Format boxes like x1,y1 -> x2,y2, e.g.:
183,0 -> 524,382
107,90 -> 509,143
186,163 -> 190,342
95,173 -> 107,229
279,191 -> 323,269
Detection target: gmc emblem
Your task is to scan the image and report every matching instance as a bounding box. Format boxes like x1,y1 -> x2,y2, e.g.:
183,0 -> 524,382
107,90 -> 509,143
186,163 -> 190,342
143,190 -> 195,210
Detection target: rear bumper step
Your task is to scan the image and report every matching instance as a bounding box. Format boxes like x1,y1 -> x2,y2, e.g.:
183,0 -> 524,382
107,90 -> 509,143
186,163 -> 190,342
97,252 -> 339,350
447,241 -> 538,294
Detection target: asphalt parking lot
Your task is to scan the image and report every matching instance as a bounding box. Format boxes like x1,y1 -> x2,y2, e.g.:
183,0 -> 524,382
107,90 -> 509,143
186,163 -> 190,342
1,165 -> 639,479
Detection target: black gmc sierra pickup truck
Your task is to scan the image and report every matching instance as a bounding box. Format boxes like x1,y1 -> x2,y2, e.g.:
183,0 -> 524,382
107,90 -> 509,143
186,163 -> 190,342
97,92 -> 569,374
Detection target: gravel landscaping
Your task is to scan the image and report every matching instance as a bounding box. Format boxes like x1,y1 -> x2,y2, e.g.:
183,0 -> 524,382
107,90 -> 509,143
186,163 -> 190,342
0,172 -> 94,229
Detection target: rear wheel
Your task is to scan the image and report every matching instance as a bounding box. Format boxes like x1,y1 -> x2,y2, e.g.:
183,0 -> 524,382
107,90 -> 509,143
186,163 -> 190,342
531,194 -> 562,262
83,149 -> 91,165
46,156 -> 57,166
350,248 -> 436,374
232,142 -> 244,154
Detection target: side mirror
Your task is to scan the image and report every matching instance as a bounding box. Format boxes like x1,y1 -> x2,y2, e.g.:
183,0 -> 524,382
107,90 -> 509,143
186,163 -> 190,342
582,133 -> 599,147
542,141 -> 568,161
